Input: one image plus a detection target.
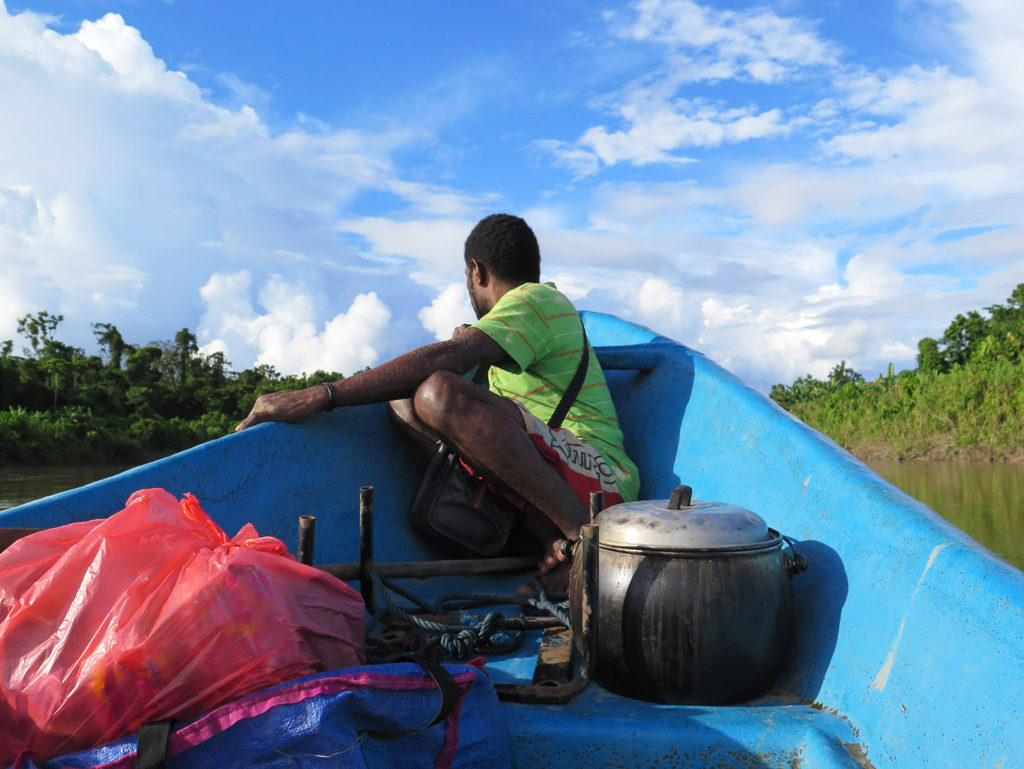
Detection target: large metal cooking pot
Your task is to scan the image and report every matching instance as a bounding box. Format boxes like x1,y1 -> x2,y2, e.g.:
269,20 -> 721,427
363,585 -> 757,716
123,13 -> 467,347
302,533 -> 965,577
569,485 -> 808,704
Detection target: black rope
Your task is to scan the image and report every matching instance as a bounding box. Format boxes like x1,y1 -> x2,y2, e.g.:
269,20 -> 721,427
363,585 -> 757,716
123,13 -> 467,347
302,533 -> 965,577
378,575 -> 434,612
366,572 -> 570,661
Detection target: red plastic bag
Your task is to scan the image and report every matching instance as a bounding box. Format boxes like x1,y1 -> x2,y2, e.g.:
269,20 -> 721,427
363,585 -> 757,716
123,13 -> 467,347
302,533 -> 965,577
0,488 -> 365,765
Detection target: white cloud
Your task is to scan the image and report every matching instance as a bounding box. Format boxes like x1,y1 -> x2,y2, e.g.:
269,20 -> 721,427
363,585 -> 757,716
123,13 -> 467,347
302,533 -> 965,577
578,103 -> 784,168
558,170 -> 1013,390
0,4 -> 473,358
732,164 -> 929,228
629,277 -> 702,339
824,14 -> 1024,201
535,0 -> 837,174
337,217 -> 475,291
75,13 -> 196,98
700,296 -> 754,329
419,283 -> 474,341
616,0 -> 837,81
955,0 -> 1024,97
531,139 -> 601,179
842,254 -> 906,299
199,270 -> 392,375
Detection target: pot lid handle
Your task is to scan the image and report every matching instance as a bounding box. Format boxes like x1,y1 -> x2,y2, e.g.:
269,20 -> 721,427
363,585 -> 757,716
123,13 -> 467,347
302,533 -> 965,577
668,484 -> 693,509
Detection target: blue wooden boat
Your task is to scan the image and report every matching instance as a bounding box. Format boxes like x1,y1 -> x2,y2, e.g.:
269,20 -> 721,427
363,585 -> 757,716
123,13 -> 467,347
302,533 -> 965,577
3,312 -> 1022,768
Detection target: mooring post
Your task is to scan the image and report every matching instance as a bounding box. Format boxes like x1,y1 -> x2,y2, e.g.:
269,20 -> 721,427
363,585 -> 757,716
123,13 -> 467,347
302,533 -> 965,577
359,486 -> 375,613
589,490 -> 604,524
577,522 -> 599,683
297,515 -> 316,566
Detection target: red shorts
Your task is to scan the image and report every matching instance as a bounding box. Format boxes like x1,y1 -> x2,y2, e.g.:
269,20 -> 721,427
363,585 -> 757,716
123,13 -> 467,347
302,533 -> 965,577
505,401 -> 625,512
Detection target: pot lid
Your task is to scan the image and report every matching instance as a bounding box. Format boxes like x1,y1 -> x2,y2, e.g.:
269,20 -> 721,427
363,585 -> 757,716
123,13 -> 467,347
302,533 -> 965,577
595,485 -> 771,550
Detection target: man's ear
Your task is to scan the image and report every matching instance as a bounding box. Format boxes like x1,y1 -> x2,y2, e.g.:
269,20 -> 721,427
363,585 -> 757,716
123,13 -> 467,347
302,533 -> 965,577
469,259 -> 489,286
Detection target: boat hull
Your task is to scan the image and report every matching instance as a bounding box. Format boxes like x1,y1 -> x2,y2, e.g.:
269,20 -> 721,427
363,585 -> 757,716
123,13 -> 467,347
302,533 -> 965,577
3,311 -> 1022,768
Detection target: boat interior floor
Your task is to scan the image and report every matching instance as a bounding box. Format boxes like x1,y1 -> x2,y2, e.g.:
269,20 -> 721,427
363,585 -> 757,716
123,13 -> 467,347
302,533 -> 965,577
361,573 -> 871,769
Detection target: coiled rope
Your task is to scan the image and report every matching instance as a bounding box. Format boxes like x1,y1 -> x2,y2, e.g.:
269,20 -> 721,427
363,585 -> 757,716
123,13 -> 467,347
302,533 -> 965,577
368,571 -> 570,660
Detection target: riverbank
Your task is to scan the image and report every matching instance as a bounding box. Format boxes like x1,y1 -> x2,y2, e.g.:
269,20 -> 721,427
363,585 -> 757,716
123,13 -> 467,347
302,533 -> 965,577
777,359 -> 1024,464
0,407 -> 232,466
797,430 -> 1024,464
842,440 -> 1024,463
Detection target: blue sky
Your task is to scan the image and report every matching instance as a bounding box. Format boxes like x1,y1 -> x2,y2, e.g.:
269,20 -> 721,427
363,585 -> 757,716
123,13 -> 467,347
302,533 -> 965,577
1,0 -> 1022,391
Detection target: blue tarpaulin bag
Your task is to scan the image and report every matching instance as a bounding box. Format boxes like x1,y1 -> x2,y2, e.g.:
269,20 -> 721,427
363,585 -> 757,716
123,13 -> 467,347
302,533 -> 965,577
11,660 -> 512,769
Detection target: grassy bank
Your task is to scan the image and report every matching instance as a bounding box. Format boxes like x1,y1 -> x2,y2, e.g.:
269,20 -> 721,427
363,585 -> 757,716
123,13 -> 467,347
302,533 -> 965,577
778,361 -> 1024,462
0,407 -> 237,465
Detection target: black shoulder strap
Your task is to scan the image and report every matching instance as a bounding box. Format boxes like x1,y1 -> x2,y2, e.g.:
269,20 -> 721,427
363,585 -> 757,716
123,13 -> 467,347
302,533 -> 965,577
548,320 -> 590,430
361,656 -> 461,741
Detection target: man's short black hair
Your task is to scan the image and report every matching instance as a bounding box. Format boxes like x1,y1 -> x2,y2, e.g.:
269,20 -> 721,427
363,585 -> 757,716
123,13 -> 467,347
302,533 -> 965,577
464,214 -> 540,284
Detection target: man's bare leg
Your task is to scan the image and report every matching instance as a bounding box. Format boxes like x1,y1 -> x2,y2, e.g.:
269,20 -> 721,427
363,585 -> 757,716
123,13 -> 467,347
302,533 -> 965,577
388,398 -> 440,471
391,373 -> 586,588
408,371 -> 588,539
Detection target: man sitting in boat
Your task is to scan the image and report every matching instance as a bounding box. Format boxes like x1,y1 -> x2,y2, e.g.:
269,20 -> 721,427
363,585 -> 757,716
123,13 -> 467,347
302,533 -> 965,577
236,213 -> 639,588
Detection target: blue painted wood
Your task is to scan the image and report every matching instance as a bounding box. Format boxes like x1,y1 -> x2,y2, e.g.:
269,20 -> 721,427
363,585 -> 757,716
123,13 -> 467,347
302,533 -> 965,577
3,311 -> 1022,768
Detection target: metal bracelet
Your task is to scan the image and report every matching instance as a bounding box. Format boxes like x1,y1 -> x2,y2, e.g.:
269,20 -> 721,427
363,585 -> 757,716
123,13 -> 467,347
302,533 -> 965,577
321,381 -> 336,411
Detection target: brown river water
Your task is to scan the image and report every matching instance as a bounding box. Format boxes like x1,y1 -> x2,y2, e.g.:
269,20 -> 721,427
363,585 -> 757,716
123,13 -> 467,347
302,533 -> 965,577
865,459 -> 1024,570
1,461 -> 1022,571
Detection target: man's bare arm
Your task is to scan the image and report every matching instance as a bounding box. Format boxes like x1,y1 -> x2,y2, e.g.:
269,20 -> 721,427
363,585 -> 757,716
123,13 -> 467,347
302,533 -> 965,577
235,328 -> 506,431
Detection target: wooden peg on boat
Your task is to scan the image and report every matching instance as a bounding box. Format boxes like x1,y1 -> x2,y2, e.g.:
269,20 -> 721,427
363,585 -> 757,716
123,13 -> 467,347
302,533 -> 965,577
359,485 -> 375,612
297,515 -> 316,565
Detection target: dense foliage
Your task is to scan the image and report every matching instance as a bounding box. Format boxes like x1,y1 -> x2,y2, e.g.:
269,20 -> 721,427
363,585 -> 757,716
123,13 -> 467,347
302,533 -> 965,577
1,313 -> 344,465
6,284 -> 1023,465
770,284 -> 1024,460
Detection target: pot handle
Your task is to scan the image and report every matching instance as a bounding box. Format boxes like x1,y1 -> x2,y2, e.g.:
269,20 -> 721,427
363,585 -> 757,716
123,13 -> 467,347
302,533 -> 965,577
782,535 -> 809,577
668,484 -> 693,509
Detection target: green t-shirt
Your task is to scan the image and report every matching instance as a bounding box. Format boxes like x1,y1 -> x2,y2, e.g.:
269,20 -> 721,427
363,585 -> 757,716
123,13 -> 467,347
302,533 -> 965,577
471,282 -> 640,502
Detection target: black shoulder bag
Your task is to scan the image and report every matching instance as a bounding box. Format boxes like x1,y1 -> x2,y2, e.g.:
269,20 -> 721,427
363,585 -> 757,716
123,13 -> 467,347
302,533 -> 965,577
409,325 -> 590,557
